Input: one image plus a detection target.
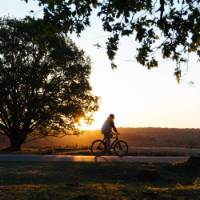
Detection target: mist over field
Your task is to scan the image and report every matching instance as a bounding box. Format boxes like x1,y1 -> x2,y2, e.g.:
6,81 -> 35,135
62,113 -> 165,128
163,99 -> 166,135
1,128 -> 200,149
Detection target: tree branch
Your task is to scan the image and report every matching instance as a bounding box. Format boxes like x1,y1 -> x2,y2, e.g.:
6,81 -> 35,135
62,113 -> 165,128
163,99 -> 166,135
160,0 -> 165,20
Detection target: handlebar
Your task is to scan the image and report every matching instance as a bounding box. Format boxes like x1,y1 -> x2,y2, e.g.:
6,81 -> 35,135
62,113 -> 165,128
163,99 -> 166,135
112,132 -> 120,138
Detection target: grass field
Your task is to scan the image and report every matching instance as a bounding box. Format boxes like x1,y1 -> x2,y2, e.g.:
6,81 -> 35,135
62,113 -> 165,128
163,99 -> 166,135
0,162 -> 200,200
2,127 -> 200,157
1,127 -> 200,151
1,128 -> 200,199
8,146 -> 200,157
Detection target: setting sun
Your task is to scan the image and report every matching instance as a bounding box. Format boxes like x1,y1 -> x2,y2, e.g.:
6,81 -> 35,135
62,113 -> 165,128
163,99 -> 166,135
2,0 -> 200,129
77,113 -> 104,130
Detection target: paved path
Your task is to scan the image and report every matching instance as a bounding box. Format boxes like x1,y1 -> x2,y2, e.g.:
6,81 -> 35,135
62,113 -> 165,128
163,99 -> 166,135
0,154 -> 189,163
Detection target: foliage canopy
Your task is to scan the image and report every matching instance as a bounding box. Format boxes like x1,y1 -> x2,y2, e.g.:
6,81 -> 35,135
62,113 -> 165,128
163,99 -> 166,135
0,18 -> 99,150
23,0 -> 200,80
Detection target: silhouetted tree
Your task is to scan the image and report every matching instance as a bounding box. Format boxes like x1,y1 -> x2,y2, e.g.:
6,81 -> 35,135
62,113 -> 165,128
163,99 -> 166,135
23,0 -> 200,81
0,18 -> 99,151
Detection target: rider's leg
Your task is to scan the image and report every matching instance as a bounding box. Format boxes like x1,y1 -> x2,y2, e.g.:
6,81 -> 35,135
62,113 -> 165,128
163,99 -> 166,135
104,133 -> 112,152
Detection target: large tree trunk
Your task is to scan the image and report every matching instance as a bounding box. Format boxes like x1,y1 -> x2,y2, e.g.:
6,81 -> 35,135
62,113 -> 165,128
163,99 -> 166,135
8,133 -> 27,151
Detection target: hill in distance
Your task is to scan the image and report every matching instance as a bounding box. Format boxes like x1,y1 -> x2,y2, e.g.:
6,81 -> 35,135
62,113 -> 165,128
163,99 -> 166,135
1,127 -> 200,149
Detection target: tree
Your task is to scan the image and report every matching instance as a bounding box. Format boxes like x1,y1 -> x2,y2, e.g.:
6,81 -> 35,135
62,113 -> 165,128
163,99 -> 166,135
23,0 -> 200,81
0,18 -> 99,151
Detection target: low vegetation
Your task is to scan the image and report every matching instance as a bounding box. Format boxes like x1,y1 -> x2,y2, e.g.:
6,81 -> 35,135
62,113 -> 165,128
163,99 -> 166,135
0,162 -> 200,200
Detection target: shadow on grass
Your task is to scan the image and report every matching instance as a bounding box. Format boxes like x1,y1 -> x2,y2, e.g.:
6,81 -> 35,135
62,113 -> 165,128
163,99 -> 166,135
0,161 -> 200,199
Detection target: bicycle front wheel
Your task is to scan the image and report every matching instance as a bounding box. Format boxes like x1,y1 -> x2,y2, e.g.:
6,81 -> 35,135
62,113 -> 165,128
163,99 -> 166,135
90,140 -> 106,156
113,140 -> 128,157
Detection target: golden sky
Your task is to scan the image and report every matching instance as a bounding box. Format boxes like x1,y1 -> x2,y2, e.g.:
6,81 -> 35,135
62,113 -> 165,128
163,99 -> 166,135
2,0 -> 200,129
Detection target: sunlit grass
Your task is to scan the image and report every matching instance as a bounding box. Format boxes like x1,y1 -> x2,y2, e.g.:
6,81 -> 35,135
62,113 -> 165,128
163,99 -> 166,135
146,184 -> 200,193
0,162 -> 200,199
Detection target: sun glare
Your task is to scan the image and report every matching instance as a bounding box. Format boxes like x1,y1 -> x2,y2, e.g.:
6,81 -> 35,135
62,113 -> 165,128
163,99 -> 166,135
77,117 -> 94,130
77,113 -> 105,130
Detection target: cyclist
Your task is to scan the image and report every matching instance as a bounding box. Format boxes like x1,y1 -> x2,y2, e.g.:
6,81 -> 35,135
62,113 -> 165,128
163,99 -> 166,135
101,113 -> 119,152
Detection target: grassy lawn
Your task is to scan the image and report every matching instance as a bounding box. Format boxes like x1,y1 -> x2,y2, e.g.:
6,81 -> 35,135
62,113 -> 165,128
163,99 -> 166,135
2,146 -> 199,157
0,161 -> 200,200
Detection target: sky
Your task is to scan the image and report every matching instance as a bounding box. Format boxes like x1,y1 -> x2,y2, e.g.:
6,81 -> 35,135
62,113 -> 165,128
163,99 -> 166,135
1,0 -> 200,129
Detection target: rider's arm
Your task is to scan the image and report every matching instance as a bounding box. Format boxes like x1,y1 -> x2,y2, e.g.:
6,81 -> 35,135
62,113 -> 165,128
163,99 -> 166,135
111,120 -> 118,133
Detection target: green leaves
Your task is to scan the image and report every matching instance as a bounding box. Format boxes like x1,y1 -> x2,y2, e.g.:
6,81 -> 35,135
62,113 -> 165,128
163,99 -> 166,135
174,67 -> 182,84
106,34 -> 119,60
0,18 -> 99,142
22,0 -> 200,80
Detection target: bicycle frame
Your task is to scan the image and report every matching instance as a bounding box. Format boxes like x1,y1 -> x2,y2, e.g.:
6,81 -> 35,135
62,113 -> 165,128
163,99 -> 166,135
103,132 -> 119,149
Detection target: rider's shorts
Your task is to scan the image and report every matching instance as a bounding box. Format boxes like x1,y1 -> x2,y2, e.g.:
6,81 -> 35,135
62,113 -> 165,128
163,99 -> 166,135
102,130 -> 113,138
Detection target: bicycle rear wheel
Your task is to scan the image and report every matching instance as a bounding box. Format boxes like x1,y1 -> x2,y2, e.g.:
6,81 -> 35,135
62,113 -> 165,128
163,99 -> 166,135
90,140 -> 106,156
113,140 -> 128,157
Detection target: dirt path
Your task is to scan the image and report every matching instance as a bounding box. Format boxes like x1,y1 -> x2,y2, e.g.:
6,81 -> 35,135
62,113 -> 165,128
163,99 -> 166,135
0,154 -> 189,163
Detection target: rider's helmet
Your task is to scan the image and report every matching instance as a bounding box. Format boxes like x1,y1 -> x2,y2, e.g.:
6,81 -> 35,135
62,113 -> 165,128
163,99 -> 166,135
109,113 -> 115,119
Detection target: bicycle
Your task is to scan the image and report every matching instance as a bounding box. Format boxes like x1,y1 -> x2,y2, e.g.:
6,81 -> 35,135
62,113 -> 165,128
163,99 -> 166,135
90,132 -> 128,157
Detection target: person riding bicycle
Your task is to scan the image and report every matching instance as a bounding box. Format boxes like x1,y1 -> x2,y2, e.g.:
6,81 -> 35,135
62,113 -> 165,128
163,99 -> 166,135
101,113 -> 119,152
